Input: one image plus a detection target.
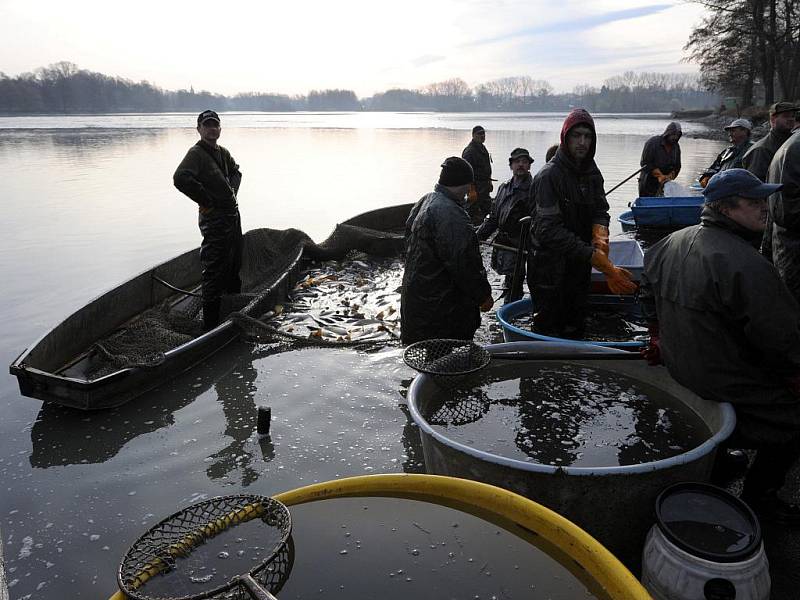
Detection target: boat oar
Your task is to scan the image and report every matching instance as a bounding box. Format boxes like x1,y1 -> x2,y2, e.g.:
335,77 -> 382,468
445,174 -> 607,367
605,166 -> 647,197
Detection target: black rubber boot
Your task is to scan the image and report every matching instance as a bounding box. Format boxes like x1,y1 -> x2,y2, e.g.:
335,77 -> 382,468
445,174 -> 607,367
202,299 -> 221,332
710,449 -> 750,486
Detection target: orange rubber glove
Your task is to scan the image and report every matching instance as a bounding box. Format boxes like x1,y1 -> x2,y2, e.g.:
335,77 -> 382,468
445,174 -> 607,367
591,250 -> 638,295
591,224 -> 610,256
699,174 -> 711,188
652,168 -> 668,184
480,296 -> 493,312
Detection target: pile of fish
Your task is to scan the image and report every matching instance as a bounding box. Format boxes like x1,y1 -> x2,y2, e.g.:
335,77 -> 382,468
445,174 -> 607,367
270,255 -> 404,344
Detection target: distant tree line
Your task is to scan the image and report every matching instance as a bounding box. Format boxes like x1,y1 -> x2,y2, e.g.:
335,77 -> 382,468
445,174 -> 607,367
0,61 -> 718,115
366,73 -> 716,112
685,0 -> 800,106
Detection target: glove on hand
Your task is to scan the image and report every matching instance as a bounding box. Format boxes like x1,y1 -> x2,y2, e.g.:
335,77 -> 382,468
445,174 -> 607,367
591,250 -> 638,295
591,224 -> 610,256
640,322 -> 662,366
652,168 -> 668,184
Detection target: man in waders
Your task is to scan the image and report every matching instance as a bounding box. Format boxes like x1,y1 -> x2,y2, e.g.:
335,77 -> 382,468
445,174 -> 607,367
743,101 -> 798,182
173,110 -> 243,331
462,125 -> 493,225
527,108 -> 637,339
698,118 -> 754,187
476,147 -> 535,304
641,169 -> 800,519
638,122 -> 682,197
401,157 -> 493,344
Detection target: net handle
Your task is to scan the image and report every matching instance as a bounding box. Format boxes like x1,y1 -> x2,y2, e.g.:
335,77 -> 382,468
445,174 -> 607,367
126,501 -> 268,593
239,573 -> 280,600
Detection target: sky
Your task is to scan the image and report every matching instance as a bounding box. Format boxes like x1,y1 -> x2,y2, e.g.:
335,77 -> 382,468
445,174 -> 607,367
0,0 -> 708,97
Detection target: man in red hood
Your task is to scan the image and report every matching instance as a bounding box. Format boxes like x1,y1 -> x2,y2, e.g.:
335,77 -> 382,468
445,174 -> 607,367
527,109 -> 637,338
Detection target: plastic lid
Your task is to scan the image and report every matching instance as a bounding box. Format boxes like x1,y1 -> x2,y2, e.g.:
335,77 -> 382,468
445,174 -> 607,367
655,482 -> 761,563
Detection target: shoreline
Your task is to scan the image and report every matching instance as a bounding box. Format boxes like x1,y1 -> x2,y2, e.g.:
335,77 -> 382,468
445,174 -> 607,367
683,111 -> 770,142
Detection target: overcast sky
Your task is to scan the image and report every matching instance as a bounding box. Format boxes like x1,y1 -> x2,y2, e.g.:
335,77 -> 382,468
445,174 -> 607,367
0,0 -> 707,96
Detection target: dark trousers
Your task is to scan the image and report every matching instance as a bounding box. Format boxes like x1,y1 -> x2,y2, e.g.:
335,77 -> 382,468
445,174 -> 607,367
198,209 -> 243,328
527,250 -> 590,339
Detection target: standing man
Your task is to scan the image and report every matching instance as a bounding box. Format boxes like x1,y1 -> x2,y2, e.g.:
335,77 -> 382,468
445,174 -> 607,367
528,109 -> 637,339
763,130 -> 800,297
743,101 -> 798,182
699,118 -> 754,187
476,148 -> 535,303
401,157 -> 493,344
640,169 -> 800,515
638,122 -> 682,197
462,125 -> 493,224
174,110 -> 243,331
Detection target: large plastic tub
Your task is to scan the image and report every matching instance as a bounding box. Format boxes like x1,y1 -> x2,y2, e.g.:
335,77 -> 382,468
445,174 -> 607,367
497,296 -> 647,349
591,239 -> 644,283
630,196 -> 703,228
407,342 -> 736,571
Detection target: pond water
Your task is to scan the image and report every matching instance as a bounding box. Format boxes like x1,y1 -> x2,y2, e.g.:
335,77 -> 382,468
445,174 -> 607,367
0,111 -> 725,599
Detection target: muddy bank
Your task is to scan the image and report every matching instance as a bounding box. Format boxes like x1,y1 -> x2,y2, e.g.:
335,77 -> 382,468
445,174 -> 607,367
683,109 -> 770,142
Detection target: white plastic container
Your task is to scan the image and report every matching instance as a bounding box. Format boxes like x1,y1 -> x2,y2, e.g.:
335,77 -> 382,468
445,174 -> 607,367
641,482 -> 770,600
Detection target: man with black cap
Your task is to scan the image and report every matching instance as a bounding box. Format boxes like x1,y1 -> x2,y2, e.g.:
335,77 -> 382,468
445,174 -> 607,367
640,169 -> 800,515
638,122 -> 682,197
528,108 -> 637,339
762,127 -> 800,296
173,110 -> 243,331
401,157 -> 493,344
462,125 -> 493,224
743,101 -> 798,182
698,118 -> 754,187
476,148 -> 535,303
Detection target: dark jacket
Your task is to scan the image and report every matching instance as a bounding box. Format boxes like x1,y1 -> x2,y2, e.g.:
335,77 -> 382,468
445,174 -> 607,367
702,140 -> 754,177
462,140 -> 492,183
641,206 -> 800,442
174,141 -> 242,211
638,122 -> 682,197
743,127 -> 793,182
476,173 -> 534,275
401,185 -> 491,344
531,111 -> 609,265
765,131 -> 800,301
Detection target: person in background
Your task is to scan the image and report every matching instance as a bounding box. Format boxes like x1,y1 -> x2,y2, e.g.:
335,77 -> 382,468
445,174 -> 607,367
545,144 -> 559,162
401,157 -> 493,344
743,101 -> 798,182
174,110 -> 243,331
462,125 -> 493,224
528,108 -> 637,339
641,169 -> 800,518
476,148 -> 535,304
699,118 -> 754,187
762,128 -> 800,293
638,122 -> 682,197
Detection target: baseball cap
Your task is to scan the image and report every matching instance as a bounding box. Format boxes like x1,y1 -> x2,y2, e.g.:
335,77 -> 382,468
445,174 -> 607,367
724,118 -> 752,130
703,168 -> 782,203
197,110 -> 220,125
472,125 -> 485,134
770,102 -> 799,116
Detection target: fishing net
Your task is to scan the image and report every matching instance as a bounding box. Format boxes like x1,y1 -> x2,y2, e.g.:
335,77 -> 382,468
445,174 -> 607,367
118,494 -> 292,600
403,339 -> 490,376
84,210 -> 408,379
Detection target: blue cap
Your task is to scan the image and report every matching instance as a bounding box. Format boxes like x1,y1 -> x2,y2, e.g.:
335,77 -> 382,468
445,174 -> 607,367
703,169 -> 782,203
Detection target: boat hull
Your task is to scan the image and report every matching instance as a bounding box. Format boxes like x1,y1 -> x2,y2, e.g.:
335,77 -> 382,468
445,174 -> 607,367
10,204 -> 411,409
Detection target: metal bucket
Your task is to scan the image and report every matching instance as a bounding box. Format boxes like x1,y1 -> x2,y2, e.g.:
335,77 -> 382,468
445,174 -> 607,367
496,296 -> 647,350
407,342 -> 736,572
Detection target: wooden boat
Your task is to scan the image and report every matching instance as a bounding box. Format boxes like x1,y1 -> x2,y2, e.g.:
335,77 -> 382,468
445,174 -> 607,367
629,196 -> 703,229
9,204 -> 412,410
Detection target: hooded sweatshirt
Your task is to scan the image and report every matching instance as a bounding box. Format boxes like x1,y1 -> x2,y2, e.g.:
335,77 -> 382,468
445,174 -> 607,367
638,121 -> 682,196
530,108 -> 610,264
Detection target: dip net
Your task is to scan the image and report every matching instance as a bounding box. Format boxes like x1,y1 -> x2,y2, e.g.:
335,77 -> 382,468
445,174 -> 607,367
118,494 -> 292,600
